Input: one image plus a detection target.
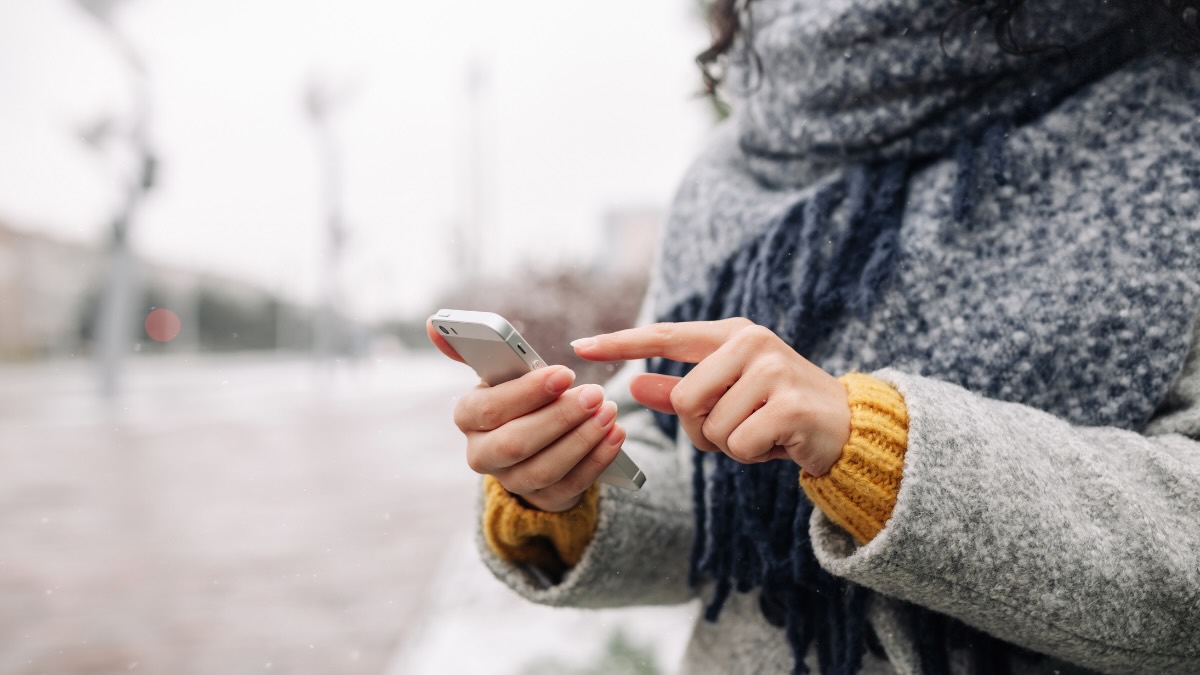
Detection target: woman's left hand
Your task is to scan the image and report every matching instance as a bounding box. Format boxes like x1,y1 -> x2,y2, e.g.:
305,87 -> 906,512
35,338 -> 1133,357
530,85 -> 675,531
571,318 -> 851,476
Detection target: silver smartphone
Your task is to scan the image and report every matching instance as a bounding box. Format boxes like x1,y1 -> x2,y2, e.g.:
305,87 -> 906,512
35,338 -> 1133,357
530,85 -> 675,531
431,309 -> 645,491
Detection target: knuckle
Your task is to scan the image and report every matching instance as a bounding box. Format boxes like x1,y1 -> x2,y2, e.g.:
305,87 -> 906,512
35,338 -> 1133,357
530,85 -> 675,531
452,394 -> 476,431
525,370 -> 557,398
569,419 -> 600,452
738,324 -> 775,347
493,471 -> 524,497
489,435 -> 526,466
700,416 -> 723,445
555,472 -> 589,498
684,426 -> 716,453
476,404 -> 505,431
520,465 -> 556,492
784,403 -> 816,432
567,426 -> 589,452
757,356 -> 790,381
567,449 -> 608,493
523,485 -> 553,506
669,380 -> 694,414
553,397 -> 580,429
464,448 -> 487,474
726,435 -> 755,462
587,441 -> 614,468
788,434 -> 816,465
648,322 -> 675,349
728,316 -> 755,329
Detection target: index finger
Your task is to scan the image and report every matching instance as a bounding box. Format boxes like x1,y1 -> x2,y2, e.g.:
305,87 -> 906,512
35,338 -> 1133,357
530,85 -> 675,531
571,318 -> 751,363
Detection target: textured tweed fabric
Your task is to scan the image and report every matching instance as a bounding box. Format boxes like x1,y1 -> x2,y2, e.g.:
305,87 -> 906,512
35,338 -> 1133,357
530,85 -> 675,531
478,0 -> 1200,672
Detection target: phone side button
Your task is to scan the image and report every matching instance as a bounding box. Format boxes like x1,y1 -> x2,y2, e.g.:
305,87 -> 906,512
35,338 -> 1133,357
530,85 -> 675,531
530,360 -> 545,369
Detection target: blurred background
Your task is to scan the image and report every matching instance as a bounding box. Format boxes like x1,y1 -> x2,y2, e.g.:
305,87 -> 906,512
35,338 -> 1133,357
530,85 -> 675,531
0,0 -> 718,673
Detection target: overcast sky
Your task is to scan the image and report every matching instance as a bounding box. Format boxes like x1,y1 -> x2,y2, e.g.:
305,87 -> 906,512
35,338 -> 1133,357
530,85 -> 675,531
0,0 -> 713,320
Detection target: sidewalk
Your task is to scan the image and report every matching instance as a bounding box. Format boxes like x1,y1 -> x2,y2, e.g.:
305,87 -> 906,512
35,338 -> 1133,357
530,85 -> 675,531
0,353 -> 697,674
0,353 -> 477,674
388,531 -> 697,675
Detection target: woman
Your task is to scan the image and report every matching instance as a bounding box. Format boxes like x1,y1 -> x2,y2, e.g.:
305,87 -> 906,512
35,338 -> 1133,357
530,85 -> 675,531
428,0 -> 1200,672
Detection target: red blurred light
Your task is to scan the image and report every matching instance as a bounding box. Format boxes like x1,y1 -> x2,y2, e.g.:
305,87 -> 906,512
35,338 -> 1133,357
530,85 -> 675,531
145,308 -> 182,342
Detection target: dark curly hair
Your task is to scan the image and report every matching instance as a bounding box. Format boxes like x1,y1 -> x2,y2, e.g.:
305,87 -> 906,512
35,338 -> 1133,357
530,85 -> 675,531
697,0 -> 1200,96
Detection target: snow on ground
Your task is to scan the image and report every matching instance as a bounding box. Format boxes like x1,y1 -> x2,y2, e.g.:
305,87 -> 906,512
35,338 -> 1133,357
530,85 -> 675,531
387,531 -> 698,675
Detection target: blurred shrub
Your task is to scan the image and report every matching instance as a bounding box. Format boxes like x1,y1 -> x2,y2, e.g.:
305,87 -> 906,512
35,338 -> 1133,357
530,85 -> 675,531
195,289 -> 279,350
516,628 -> 661,675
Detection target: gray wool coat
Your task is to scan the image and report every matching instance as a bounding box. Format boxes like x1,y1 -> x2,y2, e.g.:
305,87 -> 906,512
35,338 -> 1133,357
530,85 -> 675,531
479,1 -> 1200,673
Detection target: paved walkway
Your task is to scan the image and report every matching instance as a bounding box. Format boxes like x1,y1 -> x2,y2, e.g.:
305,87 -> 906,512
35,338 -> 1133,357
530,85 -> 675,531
0,353 -> 695,675
387,530 -> 696,675
0,354 -> 478,674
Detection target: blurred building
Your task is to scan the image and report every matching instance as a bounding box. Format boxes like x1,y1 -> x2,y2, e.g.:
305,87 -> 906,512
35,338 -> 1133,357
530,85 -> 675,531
0,221 -> 313,360
0,221 -> 100,359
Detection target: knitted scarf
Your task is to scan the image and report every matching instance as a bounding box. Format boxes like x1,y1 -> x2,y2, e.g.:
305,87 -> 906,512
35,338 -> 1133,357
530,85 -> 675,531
647,1 -> 1179,673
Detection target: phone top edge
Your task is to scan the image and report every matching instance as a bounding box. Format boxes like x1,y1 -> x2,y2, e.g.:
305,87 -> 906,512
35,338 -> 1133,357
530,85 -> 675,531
432,309 -> 516,341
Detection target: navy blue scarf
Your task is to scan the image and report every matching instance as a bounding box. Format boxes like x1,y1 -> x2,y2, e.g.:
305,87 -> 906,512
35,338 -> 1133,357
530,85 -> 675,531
648,131 -> 1037,675
644,2 -> 1169,671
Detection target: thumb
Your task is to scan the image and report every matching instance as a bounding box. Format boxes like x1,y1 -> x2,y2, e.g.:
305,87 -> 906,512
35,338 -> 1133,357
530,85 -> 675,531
629,373 -> 681,415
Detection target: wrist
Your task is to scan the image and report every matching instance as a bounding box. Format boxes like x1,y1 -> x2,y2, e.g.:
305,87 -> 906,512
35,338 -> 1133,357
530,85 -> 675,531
517,489 -> 586,513
799,372 -> 909,544
796,373 -> 853,476
482,476 -> 601,569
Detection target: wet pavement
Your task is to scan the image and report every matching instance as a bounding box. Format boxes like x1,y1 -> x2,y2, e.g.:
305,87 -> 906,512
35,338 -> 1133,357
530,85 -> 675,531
0,354 -> 479,674
0,353 -> 695,675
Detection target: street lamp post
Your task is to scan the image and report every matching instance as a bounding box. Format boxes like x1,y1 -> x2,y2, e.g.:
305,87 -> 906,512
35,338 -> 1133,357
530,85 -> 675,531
303,76 -> 354,363
76,0 -> 157,398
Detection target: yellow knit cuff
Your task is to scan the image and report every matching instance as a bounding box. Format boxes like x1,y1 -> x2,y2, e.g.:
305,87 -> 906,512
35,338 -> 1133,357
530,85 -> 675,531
799,372 -> 909,545
481,475 -> 600,573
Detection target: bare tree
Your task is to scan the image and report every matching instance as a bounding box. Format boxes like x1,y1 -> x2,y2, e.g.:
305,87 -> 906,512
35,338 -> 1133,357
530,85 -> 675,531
75,0 -> 157,398
303,74 -> 356,362
457,57 -> 489,285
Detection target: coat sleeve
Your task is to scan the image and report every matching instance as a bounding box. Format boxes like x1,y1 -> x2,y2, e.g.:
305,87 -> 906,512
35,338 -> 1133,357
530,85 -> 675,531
475,356 -> 699,608
810,328 -> 1200,674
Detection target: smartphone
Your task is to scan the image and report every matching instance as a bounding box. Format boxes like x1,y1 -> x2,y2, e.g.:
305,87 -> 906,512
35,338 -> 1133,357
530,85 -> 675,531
431,309 -> 645,491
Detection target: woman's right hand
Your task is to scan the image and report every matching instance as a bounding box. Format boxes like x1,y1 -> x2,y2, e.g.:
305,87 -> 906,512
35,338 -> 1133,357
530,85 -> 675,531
427,319 -> 627,513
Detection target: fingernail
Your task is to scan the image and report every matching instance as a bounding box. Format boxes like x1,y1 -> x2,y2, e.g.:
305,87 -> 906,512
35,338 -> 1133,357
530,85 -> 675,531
593,400 -> 617,428
570,337 -> 597,350
602,424 -> 624,446
578,384 -> 604,410
545,368 -> 575,394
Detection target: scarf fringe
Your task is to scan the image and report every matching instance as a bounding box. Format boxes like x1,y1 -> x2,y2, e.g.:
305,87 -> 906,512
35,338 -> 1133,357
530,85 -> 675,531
649,130 -> 1033,675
